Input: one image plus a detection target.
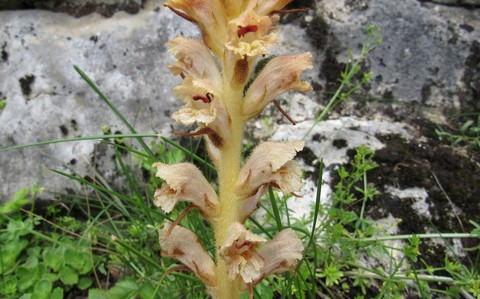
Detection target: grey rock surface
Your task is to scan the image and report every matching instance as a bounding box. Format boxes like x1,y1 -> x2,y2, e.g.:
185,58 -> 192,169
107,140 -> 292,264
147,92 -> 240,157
420,0 -> 480,7
313,0 -> 480,113
0,0 -> 479,202
0,1 -> 191,200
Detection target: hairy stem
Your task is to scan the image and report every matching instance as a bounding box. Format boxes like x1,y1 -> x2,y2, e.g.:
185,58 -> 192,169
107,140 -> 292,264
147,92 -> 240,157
213,83 -> 246,298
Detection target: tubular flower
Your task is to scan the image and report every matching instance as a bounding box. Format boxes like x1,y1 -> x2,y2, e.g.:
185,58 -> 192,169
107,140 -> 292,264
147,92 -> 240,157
236,141 -> 304,221
256,228 -> 304,280
153,162 -> 219,219
167,36 -> 222,85
171,75 -> 230,146
225,11 -> 278,58
219,223 -> 303,285
159,222 -> 217,289
252,0 -> 294,15
243,53 -> 313,119
219,222 -> 267,283
164,0 -> 228,56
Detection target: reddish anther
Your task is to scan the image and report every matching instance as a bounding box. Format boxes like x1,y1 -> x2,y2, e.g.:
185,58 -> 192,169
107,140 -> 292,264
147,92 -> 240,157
192,95 -> 212,103
238,25 -> 258,38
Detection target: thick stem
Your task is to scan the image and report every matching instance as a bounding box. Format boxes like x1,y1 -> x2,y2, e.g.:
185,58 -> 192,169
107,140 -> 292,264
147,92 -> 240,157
213,85 -> 246,298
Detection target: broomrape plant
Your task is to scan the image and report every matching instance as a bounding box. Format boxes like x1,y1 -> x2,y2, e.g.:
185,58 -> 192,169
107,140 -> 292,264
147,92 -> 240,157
156,1 -> 312,297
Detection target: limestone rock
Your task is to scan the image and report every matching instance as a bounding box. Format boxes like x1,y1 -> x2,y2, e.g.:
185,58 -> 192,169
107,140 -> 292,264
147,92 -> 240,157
313,0 -> 480,112
0,1 -> 194,200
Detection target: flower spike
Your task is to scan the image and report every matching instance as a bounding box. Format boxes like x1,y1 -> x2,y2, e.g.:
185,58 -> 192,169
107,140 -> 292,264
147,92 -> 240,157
161,0 -> 311,296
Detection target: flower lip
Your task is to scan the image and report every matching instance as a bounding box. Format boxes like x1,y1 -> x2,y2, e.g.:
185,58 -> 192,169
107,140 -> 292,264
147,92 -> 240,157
225,11 -> 278,58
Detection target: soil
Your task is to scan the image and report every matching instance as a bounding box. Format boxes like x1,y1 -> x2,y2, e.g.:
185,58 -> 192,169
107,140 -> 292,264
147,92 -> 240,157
372,119 -> 478,242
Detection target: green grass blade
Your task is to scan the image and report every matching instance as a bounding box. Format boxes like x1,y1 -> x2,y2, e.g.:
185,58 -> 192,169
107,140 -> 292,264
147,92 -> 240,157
161,137 -> 215,172
112,238 -> 162,271
73,65 -> 155,158
248,217 -> 273,239
0,133 -> 158,153
308,161 -> 324,254
50,169 -> 130,218
268,186 -> 283,230
114,148 -> 142,200
100,140 -> 152,159
307,161 -> 324,296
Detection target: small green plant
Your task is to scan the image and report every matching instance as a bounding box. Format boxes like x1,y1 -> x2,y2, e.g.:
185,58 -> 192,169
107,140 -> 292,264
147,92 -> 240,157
0,98 -> 6,112
303,25 -> 382,139
0,188 -> 100,299
436,112 -> 480,148
306,146 -> 479,298
311,146 -> 379,294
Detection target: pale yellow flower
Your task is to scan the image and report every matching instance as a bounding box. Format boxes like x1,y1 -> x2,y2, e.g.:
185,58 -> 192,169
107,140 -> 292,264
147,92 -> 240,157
168,36 -> 222,85
225,11 -> 278,58
159,222 -> 217,288
153,162 -> 219,219
219,222 -> 267,283
171,74 -> 230,146
221,0 -> 293,19
236,141 -> 304,221
243,53 -> 313,119
254,0 -> 295,15
164,0 -> 228,56
257,228 -> 304,279
219,223 -> 303,285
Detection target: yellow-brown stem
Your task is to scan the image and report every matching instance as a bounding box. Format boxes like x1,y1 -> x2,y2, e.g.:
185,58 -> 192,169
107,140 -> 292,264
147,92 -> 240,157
213,82 -> 246,299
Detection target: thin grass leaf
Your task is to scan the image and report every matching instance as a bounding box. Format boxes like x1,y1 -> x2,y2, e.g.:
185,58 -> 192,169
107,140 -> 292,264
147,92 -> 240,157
73,65 -> 155,159
161,137 -> 215,173
0,134 -> 158,153
247,217 -> 273,239
50,169 -> 131,219
112,238 -> 163,271
114,148 -> 155,224
268,186 -> 283,230
83,163 -> 133,218
308,161 -> 324,250
100,140 -> 152,160
114,148 -> 141,200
